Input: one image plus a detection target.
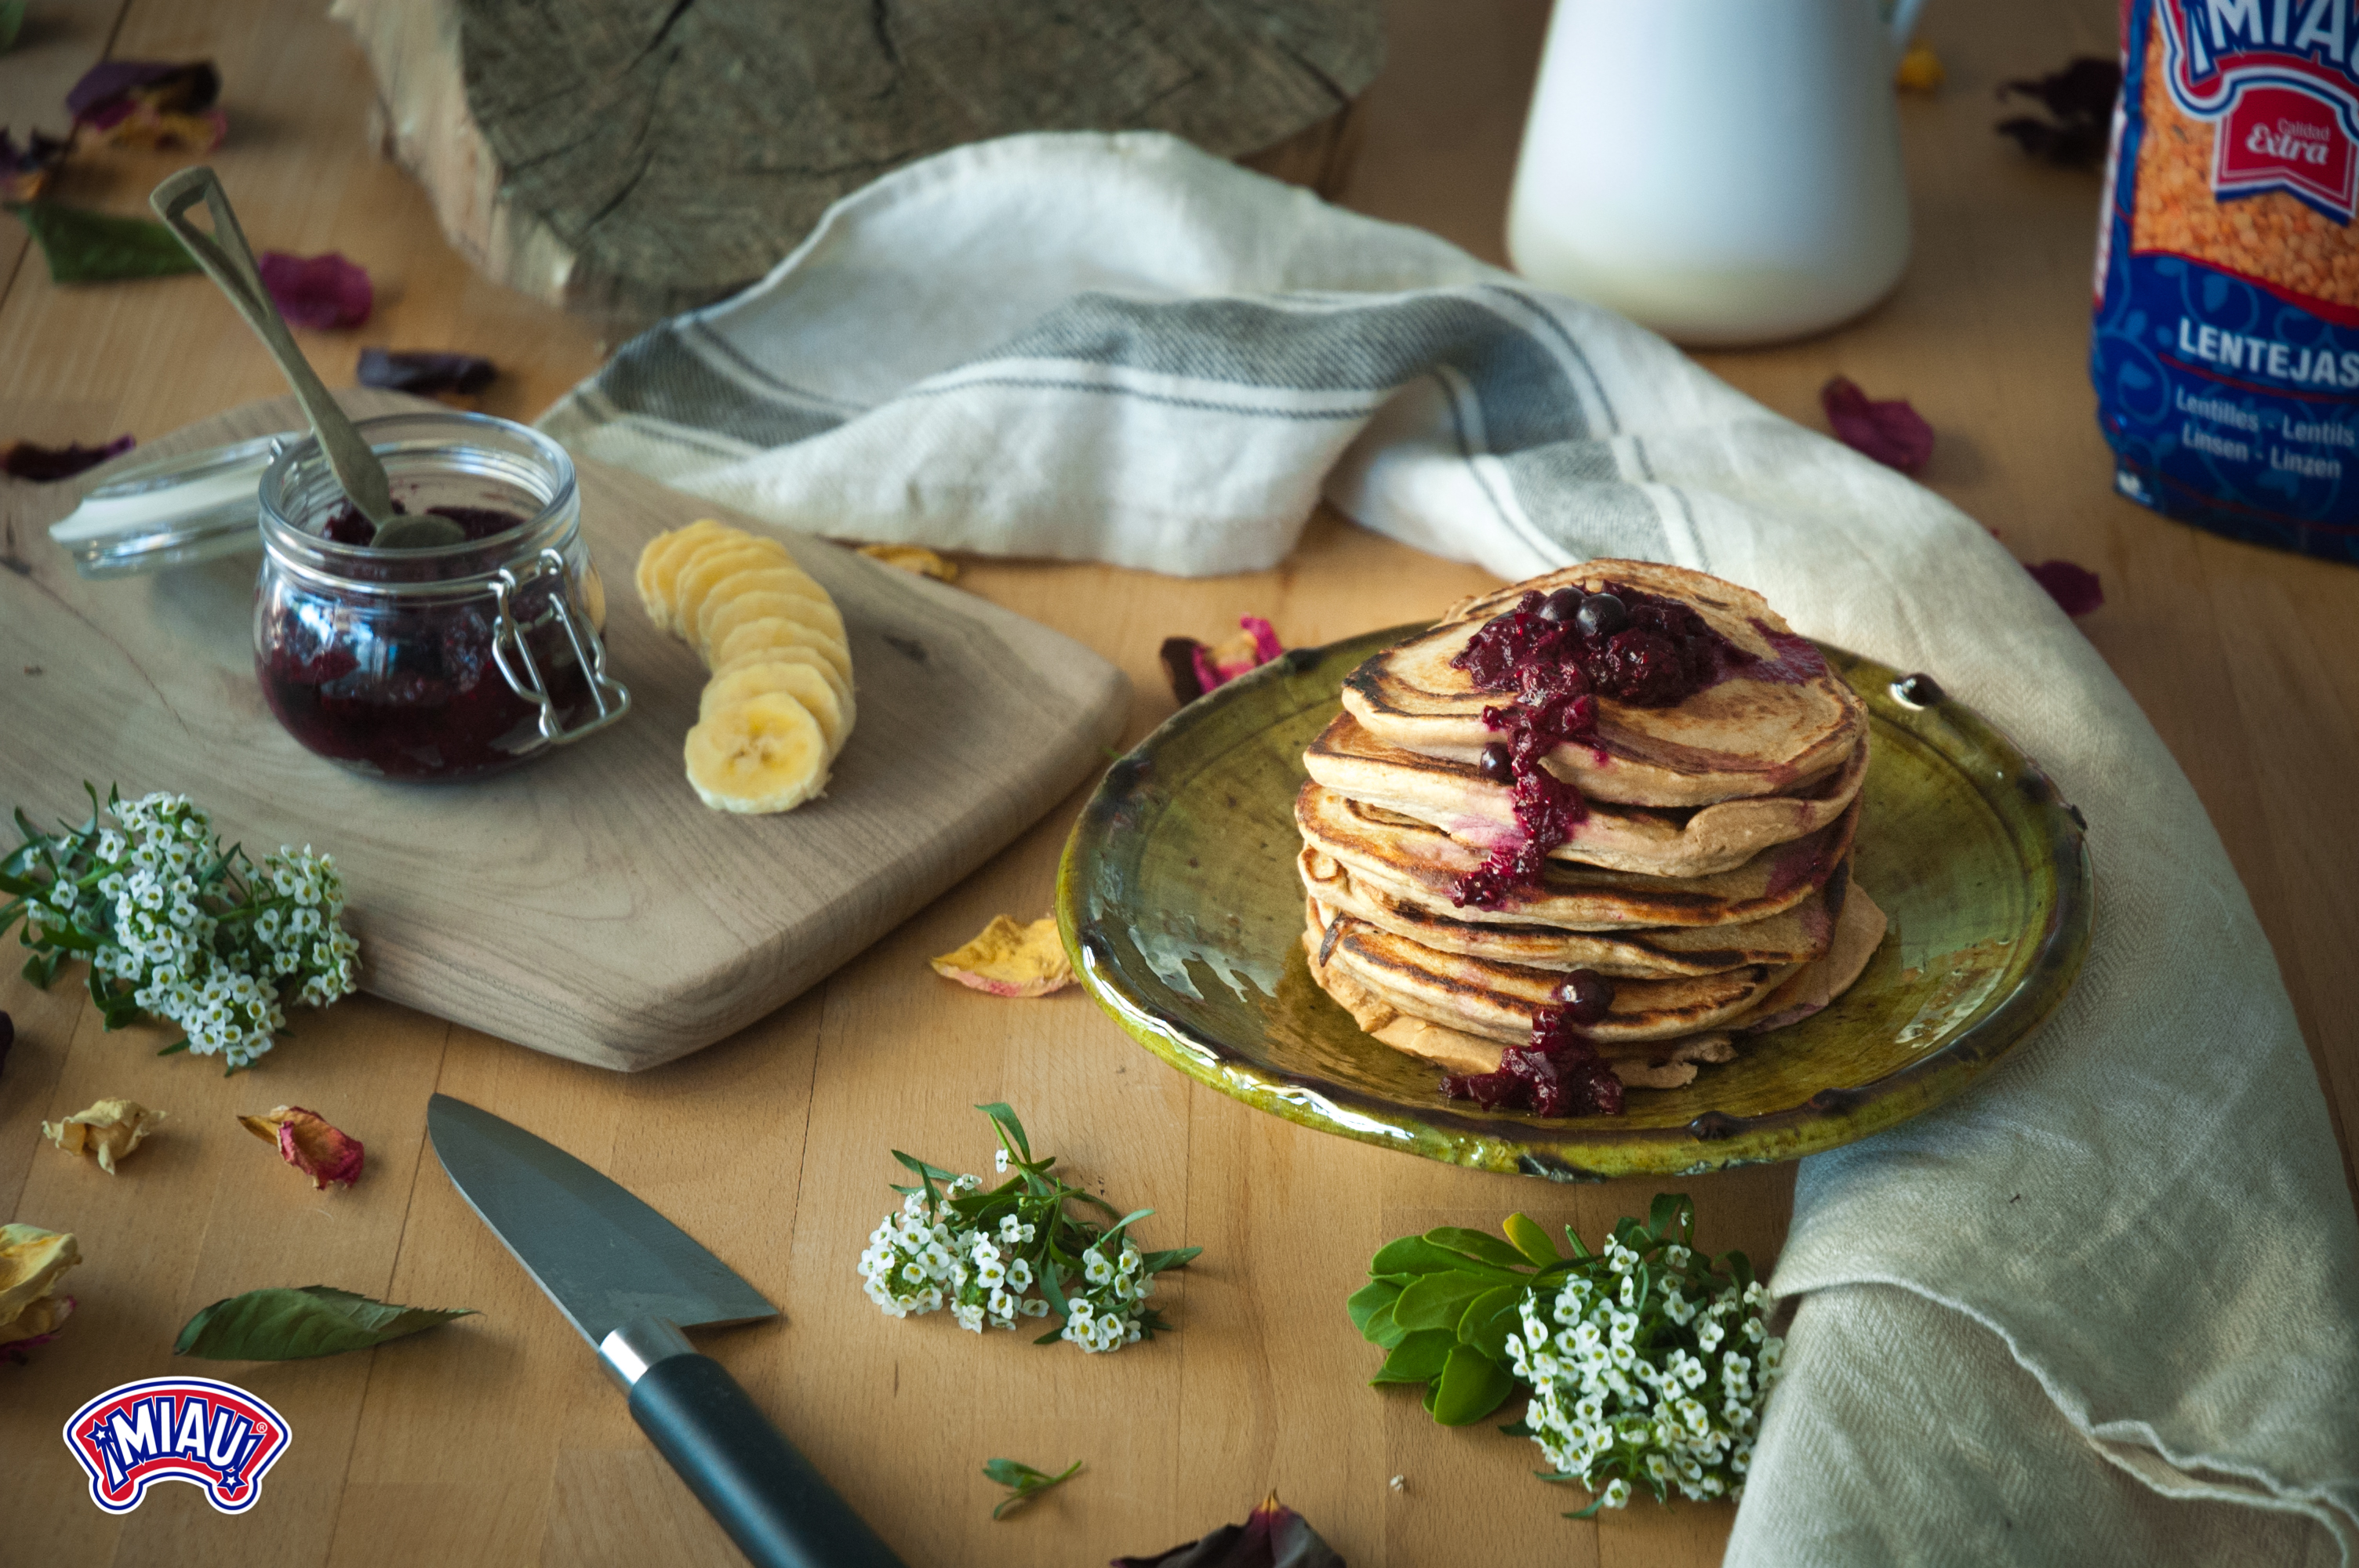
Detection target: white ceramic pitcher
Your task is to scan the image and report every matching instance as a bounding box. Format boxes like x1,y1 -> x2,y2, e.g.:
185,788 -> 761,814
1506,0 -> 1928,346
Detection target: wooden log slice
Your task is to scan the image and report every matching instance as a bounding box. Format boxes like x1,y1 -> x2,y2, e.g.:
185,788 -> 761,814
333,0 -> 1382,334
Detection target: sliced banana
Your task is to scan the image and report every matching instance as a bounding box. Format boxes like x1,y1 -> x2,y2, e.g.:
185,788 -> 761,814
635,520 -> 730,631
707,642 -> 851,706
714,615 -> 855,684
672,543 -> 794,636
700,588 -> 849,662
684,693 -> 829,814
702,661 -> 852,756
704,564 -> 833,611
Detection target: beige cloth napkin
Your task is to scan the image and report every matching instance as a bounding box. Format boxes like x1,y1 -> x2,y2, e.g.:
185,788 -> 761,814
542,131 -> 2359,1561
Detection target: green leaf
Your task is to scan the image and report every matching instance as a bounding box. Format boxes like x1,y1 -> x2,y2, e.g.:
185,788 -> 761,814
173,1286 -> 475,1360
1371,1236 -> 1518,1279
0,1 -> 25,52
1648,1192 -> 1692,1243
8,203 -> 200,285
1430,1343 -> 1515,1425
1502,1212 -> 1560,1267
975,1102 -> 1033,1163
1370,1328 -> 1455,1385
983,1456 -> 1081,1520
1361,1296 -> 1407,1350
1423,1226 -> 1533,1271
1456,1285 -> 1524,1363
1392,1269 -> 1494,1331
1139,1246 -> 1200,1273
1347,1279 -> 1403,1339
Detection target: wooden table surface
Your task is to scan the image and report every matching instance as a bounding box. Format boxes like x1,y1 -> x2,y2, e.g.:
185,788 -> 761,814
3,1 -> 2354,1565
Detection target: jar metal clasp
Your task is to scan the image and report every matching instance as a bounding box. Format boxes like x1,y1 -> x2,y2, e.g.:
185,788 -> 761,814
489,548 -> 631,746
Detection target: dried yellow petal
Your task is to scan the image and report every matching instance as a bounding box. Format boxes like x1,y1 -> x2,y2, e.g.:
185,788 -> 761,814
858,543 -> 960,583
930,915 -> 1074,999
0,1223 -> 81,1352
238,1105 -> 365,1189
42,1098 -> 164,1174
1895,42 -> 1945,93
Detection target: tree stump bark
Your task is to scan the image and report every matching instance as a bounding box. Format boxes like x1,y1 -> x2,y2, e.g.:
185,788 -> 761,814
333,0 -> 1383,336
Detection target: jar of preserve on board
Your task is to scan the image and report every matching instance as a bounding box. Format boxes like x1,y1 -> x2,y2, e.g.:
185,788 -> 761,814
253,412 -> 629,781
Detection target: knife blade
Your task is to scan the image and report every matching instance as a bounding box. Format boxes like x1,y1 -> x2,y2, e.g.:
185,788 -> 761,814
427,1094 -> 906,1568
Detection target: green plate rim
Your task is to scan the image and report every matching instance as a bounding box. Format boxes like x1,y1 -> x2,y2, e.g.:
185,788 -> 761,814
1056,630 -> 2094,1181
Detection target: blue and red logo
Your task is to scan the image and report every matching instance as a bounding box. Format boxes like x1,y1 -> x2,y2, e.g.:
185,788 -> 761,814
2157,0 -> 2359,220
61,1377 -> 293,1515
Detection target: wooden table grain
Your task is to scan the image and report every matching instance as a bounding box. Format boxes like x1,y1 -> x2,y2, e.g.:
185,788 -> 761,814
2,2 -> 2353,1566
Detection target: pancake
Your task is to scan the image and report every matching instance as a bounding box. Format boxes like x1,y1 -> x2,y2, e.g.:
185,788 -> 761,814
1299,844 -> 1840,978
1310,896 -> 1794,1047
1303,710 -> 1866,878
1340,561 -> 1866,806
1303,884 -> 1886,1091
1297,782 -> 1859,931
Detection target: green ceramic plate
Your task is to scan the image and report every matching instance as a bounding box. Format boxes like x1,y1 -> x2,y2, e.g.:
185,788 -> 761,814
1057,630 -> 2092,1181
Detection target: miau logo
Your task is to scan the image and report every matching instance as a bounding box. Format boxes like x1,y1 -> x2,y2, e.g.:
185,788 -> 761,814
62,1377 -> 293,1515
2157,0 -> 2359,220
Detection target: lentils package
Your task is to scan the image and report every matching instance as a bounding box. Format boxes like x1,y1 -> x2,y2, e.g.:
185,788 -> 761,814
2093,0 -> 2359,558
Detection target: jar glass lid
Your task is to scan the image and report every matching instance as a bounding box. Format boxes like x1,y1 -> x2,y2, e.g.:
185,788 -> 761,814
47,433 -> 293,579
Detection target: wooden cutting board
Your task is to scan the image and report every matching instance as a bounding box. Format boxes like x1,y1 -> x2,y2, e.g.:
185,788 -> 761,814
0,390 -> 1128,1070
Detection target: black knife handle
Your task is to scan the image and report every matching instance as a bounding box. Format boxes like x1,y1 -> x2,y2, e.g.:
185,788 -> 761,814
627,1352 -> 907,1568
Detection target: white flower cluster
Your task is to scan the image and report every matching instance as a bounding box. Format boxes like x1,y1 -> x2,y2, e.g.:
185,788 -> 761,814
856,1181 -> 1156,1353
1505,1234 -> 1783,1510
25,793 -> 359,1068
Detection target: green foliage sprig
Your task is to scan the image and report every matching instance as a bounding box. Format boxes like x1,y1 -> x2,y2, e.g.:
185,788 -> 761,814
1351,1195 -> 1782,1516
175,1286 -> 474,1359
859,1103 -> 1200,1353
983,1457 -> 1083,1520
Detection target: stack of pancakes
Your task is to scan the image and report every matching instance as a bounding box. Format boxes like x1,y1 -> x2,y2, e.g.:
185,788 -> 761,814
1299,561 -> 1887,1093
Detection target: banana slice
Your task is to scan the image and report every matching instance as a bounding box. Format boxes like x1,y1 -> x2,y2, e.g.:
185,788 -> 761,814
708,641 -> 851,706
714,616 -> 855,684
635,520 -> 730,631
702,661 -> 852,756
700,589 -> 849,663
684,693 -> 828,814
693,569 -> 837,652
673,543 -> 794,641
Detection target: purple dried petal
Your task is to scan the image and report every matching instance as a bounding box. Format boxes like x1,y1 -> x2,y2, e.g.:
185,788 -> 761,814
1241,615 -> 1284,665
1113,1496 -> 1343,1568
2025,558 -> 2103,616
1821,376 -> 1934,474
2,434 -> 135,482
67,60 -> 219,124
1160,637 -> 1208,703
356,347 -> 496,396
258,251 -> 372,329
0,1010 -> 13,1076
1999,57 -> 2121,123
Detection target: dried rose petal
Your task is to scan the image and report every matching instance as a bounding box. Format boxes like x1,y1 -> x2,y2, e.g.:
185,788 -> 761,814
42,1099 -> 165,1174
1114,1494 -> 1343,1568
1163,617 -> 1286,703
0,1009 -> 13,1076
856,543 -> 960,583
1894,42 -> 1944,93
930,915 -> 1074,999
1821,376 -> 1934,474
0,1223 -> 79,1360
1994,56 -> 2119,169
2,434 -> 134,481
258,251 -> 373,329
238,1105 -> 364,1189
67,59 -> 219,128
1,127 -> 70,203
94,105 -> 227,153
2025,558 -> 2103,616
357,347 -> 496,397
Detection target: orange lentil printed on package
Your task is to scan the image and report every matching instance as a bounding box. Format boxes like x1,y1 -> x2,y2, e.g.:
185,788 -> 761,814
2092,0 -> 2359,557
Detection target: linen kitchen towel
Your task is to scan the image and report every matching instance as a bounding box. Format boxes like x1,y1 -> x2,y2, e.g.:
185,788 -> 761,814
542,131 -> 2359,1565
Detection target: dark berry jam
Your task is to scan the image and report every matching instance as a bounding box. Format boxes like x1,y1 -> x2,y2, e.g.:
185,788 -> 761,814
316,502 -> 528,549
256,505 -> 595,781
1445,583 -> 1755,909
1441,1005 -> 1624,1118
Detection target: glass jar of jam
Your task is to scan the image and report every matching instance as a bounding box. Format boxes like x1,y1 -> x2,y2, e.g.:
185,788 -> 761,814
253,412 -> 629,782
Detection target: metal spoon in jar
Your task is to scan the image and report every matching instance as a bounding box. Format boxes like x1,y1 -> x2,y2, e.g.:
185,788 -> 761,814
151,167 -> 464,551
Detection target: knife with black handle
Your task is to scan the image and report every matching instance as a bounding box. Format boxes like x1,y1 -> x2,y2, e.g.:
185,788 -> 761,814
429,1094 -> 906,1568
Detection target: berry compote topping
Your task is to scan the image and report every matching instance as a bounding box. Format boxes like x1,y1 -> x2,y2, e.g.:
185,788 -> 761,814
1445,583 -> 1755,908
258,504 -> 594,781
1440,996 -> 1625,1118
